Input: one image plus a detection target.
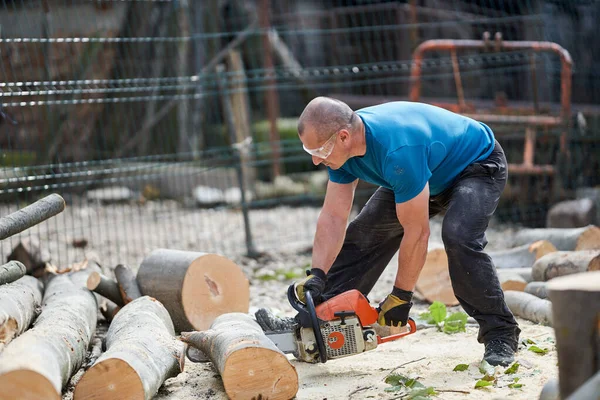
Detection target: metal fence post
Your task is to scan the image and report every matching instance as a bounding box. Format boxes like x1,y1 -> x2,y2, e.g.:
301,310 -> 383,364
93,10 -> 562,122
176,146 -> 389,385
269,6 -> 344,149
216,64 -> 259,257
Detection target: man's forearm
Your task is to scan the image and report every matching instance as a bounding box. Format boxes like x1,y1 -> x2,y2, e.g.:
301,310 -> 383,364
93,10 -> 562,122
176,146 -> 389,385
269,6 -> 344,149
312,211 -> 347,274
395,230 -> 429,291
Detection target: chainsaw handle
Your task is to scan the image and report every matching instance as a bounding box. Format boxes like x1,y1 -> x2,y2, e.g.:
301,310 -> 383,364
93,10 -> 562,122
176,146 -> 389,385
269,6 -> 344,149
377,318 -> 417,344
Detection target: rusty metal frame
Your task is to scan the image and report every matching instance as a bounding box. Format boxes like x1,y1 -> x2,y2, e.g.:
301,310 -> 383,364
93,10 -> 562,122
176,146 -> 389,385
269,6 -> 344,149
409,33 -> 573,176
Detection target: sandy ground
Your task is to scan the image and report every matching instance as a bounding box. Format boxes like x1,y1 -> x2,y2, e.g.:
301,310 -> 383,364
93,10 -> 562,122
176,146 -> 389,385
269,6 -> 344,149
153,249 -> 557,400
155,319 -> 556,400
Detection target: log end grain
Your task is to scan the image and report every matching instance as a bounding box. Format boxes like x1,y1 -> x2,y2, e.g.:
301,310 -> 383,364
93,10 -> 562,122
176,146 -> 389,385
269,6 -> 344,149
529,240 -> 557,259
0,317 -> 17,349
547,270 -> 600,292
86,271 -> 102,290
0,369 -> 60,400
73,358 -> 144,400
575,225 -> 600,251
222,348 -> 299,400
415,248 -> 459,306
181,254 -> 250,331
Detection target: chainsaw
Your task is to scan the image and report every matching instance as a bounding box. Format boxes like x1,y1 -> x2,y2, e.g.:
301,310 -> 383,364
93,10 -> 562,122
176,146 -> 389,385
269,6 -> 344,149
264,285 -> 416,363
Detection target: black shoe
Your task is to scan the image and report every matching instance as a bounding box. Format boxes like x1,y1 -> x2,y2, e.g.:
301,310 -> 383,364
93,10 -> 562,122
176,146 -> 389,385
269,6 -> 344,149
483,339 -> 516,367
255,308 -> 296,332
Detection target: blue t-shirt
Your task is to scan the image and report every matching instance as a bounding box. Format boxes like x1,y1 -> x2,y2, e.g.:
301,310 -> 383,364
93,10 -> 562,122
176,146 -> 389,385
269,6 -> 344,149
328,102 -> 495,203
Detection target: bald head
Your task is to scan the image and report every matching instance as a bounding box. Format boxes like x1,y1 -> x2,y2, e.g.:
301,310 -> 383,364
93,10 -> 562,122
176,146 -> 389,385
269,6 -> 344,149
298,97 -> 356,141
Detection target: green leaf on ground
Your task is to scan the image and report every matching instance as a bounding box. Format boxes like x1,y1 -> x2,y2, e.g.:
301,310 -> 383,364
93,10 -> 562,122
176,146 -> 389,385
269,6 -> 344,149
419,311 -> 437,325
443,312 -> 468,334
453,364 -> 469,372
508,378 -> 524,390
528,346 -> 548,355
475,380 -> 493,389
504,362 -> 520,375
407,387 -> 437,399
429,301 -> 447,324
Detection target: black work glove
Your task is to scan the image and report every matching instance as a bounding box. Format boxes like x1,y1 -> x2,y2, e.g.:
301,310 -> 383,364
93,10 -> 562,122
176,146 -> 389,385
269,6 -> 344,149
377,286 -> 413,327
295,268 -> 327,304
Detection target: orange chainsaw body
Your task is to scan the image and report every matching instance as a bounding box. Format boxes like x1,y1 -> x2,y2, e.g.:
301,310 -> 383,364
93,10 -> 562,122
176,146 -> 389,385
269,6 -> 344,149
315,289 -> 379,326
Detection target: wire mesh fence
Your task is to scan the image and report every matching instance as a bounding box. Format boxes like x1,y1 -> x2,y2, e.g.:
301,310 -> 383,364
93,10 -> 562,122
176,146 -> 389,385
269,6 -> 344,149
0,0 -> 598,269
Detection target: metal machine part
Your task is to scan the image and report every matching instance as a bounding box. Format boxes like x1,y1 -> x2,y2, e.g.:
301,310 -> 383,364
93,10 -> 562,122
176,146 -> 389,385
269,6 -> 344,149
267,286 -> 416,363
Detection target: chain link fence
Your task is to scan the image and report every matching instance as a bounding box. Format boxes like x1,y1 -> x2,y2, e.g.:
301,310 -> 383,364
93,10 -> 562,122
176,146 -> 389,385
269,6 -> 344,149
0,0 -> 598,269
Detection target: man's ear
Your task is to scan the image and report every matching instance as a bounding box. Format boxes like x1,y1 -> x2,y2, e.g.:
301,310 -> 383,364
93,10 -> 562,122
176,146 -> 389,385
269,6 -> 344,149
338,129 -> 350,143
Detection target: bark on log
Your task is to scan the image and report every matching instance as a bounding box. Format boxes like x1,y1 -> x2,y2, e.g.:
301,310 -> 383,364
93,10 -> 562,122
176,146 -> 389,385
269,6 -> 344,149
114,264 -> 142,304
7,238 -> 49,274
531,250 -> 600,281
86,272 -> 124,306
0,276 -> 43,351
137,249 -> 249,332
0,273 -> 97,400
546,198 -> 596,228
511,225 -> 600,251
0,194 -> 65,240
0,261 -> 26,285
490,240 -> 557,269
565,371 -> 600,400
415,248 -> 459,306
547,271 -> 600,399
525,281 -> 548,299
539,379 -> 560,400
503,290 -> 553,326
181,313 -> 298,400
498,267 -> 532,282
74,296 -> 184,400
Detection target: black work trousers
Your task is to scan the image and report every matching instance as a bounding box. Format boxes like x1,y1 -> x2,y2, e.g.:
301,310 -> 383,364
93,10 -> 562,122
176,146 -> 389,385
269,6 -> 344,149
322,140 -> 521,348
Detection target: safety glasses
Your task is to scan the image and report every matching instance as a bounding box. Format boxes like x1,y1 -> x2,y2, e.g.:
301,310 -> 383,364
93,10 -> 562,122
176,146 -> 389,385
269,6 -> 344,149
302,131 -> 338,159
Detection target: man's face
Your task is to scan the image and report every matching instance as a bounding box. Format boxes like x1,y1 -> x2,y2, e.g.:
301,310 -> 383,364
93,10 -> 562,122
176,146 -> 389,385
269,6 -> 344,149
299,127 -> 344,169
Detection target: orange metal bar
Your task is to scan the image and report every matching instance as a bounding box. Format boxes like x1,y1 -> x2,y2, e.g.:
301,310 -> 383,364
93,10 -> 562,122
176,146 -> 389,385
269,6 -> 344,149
377,318 -> 417,344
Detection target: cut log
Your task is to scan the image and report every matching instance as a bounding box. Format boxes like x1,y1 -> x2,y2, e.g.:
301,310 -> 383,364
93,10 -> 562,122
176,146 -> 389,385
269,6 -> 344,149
137,249 -> 249,332
490,240 -> 557,269
74,296 -> 184,400
181,313 -> 298,400
546,198 -> 596,228
114,264 -> 142,304
565,371 -> 600,400
0,261 -> 26,285
415,248 -> 458,306
86,272 -> 124,306
503,290 -> 553,326
496,270 -> 527,292
539,379 -> 560,400
0,276 -> 43,351
0,194 -> 65,241
547,271 -> 600,399
531,250 -> 600,281
7,238 -> 50,275
510,225 -> 600,251
524,281 -> 548,299
498,267 -> 532,282
0,273 -> 97,400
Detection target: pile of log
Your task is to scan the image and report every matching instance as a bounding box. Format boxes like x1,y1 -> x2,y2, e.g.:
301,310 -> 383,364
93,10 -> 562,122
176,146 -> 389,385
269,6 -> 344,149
416,225 -> 600,326
0,247 -> 257,399
0,195 -> 298,399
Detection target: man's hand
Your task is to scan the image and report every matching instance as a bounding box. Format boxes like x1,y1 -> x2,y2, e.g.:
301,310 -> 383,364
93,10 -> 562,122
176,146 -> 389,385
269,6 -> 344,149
295,268 -> 327,304
377,286 -> 413,327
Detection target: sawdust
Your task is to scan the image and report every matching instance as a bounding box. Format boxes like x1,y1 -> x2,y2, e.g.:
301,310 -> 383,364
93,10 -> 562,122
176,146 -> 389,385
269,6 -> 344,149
154,317 -> 556,400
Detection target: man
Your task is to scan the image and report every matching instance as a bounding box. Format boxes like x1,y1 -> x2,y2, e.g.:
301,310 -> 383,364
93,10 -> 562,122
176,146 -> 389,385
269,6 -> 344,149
258,97 -> 520,366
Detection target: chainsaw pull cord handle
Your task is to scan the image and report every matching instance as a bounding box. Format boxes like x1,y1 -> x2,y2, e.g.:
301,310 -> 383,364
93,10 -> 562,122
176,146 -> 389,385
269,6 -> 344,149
305,290 -> 328,363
